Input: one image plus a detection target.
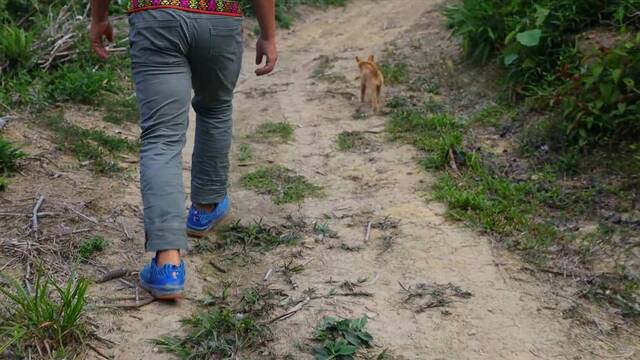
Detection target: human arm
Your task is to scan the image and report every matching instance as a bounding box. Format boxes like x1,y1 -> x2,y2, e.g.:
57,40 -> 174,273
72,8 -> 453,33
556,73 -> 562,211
251,0 -> 278,76
89,0 -> 113,60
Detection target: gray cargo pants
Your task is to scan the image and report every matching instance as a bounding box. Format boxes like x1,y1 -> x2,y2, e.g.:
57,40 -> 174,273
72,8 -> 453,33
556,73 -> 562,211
128,9 -> 243,251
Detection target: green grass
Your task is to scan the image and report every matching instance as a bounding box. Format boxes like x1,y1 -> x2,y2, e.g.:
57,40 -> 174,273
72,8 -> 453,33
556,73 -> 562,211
102,96 -> 139,125
380,62 -> 409,84
471,105 -> 515,127
78,236 -> 108,260
240,0 -> 348,28
39,113 -> 139,174
153,306 -> 271,359
0,137 -> 25,175
0,272 -> 89,357
0,137 -> 25,191
237,143 -> 253,163
251,122 -> 295,143
241,165 -> 322,204
313,317 -> 373,360
387,108 -> 464,169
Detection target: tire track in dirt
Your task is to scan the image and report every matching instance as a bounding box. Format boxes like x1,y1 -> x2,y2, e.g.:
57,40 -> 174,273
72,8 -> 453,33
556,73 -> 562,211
99,1 -> 585,359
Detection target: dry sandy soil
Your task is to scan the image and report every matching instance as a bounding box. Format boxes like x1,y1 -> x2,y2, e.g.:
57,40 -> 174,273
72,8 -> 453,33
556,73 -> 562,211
2,0 -> 639,359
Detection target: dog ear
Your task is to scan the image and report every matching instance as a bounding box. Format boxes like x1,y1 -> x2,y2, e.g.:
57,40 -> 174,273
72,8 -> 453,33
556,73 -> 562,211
367,55 -> 375,62
355,56 -> 362,63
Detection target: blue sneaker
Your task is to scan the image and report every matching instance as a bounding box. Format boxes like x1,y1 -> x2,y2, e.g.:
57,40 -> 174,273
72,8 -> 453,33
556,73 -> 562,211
186,196 -> 231,237
139,258 -> 185,300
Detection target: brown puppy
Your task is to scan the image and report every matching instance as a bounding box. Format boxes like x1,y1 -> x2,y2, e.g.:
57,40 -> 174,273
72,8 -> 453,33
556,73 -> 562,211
356,55 -> 384,113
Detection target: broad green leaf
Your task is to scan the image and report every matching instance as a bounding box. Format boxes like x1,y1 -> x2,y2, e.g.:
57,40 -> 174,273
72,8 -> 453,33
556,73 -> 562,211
534,6 -> 550,26
504,53 -> 519,66
612,69 -> 622,83
516,29 -> 542,47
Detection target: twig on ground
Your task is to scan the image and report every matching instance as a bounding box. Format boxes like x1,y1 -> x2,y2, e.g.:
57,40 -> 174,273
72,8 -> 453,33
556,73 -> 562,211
209,260 -> 227,274
95,297 -> 156,309
64,203 -> 98,224
95,269 -> 133,284
448,148 -> 461,178
268,298 -> 308,323
87,343 -> 110,360
31,195 -> 45,241
263,268 -> 273,281
364,221 -> 372,243
120,219 -> 132,240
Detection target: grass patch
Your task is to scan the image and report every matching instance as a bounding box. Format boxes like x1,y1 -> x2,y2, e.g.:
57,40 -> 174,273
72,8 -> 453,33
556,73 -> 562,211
240,0 -> 348,29
78,236 -> 108,260
0,272 -> 89,357
471,104 -> 515,127
102,96 -> 139,125
215,219 -> 302,251
39,113 -> 139,174
387,108 -> 464,169
251,122 -> 294,143
237,143 -> 253,163
336,131 -> 373,152
153,306 -> 271,359
380,62 -> 409,84
241,165 -> 322,204
313,317 -> 373,360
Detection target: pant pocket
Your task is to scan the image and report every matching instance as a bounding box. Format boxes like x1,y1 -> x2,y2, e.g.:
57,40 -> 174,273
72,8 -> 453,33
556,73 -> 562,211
130,19 -> 182,66
209,24 -> 243,56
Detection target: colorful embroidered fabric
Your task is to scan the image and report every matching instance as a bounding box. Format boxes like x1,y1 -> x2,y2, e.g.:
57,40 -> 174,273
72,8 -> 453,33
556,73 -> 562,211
129,0 -> 242,16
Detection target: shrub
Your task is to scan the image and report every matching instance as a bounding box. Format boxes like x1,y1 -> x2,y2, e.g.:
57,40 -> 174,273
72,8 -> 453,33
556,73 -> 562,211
0,25 -> 32,69
0,136 -> 24,176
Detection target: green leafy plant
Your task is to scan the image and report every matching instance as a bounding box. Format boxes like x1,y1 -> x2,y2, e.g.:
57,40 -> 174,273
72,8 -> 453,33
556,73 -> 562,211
380,62 -> 409,84
78,236 -> 108,260
237,143 -> 253,162
313,317 -> 373,360
153,307 -> 271,359
0,272 -> 89,357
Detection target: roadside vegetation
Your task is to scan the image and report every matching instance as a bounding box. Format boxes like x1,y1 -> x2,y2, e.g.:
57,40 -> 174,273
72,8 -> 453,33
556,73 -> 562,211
381,0 -> 640,319
240,0 -> 348,28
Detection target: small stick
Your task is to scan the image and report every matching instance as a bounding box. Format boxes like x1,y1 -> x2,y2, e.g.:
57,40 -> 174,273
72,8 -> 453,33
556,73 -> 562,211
268,299 -> 308,323
209,260 -> 227,274
263,268 -> 273,282
31,195 -> 45,241
87,343 -> 110,360
95,297 -> 156,309
64,204 -> 98,224
135,284 -> 139,303
448,148 -> 461,178
121,219 -> 132,240
364,221 -> 372,243
95,269 -> 132,284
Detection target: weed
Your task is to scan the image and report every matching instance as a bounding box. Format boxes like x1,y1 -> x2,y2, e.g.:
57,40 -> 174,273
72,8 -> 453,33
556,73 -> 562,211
237,143 -> 253,163
217,219 -> 301,251
47,63 -> 119,105
0,272 -> 89,357
240,0 -> 348,28
39,113 -> 139,174
0,177 -> 7,191
0,26 -> 33,69
78,236 -> 108,260
313,317 -> 373,359
313,221 -> 338,240
241,165 -> 322,204
0,137 -> 25,176
400,282 -> 473,313
102,96 -> 139,125
380,62 -> 409,84
153,306 -> 271,359
251,121 -> 294,143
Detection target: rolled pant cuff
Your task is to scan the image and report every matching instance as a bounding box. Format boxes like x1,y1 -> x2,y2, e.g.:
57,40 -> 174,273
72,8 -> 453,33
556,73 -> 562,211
145,226 -> 188,252
190,189 -> 227,205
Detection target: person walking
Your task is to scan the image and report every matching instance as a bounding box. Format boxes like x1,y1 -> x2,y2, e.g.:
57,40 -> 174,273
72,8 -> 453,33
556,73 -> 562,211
89,0 -> 277,299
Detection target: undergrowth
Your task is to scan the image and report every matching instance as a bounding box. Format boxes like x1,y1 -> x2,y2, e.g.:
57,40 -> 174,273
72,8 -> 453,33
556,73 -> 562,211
240,0 -> 348,28
251,121 -> 294,143
313,317 -> 373,360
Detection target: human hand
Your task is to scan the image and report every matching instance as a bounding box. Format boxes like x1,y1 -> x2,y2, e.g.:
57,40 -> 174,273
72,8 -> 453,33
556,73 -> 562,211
90,19 -> 114,60
255,36 -> 277,76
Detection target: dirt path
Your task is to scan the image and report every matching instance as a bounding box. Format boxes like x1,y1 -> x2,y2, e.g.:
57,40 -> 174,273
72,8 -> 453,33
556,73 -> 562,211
99,1 -> 591,359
